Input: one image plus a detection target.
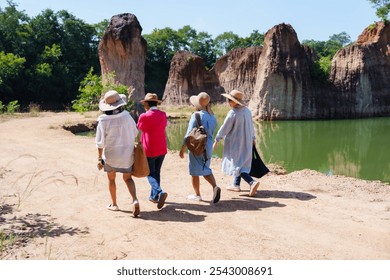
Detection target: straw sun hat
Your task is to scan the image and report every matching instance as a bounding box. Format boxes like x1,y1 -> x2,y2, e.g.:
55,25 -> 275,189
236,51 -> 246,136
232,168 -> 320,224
140,93 -> 162,104
221,89 -> 244,106
189,92 -> 210,111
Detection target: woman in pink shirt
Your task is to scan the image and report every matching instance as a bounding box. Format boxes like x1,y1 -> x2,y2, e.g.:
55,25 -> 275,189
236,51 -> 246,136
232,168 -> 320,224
137,93 -> 168,209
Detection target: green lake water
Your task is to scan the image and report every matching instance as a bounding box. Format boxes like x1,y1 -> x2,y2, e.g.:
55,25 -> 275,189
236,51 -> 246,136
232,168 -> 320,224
166,117 -> 390,184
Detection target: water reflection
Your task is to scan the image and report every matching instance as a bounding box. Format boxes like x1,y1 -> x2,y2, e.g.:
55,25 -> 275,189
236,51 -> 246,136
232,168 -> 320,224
167,117 -> 390,183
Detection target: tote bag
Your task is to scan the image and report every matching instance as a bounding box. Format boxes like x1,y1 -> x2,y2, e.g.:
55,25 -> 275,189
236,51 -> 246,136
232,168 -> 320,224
132,142 -> 150,178
249,145 -> 269,179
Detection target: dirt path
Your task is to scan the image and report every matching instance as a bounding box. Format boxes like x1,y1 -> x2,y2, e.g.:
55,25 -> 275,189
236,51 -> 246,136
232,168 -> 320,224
0,112 -> 389,260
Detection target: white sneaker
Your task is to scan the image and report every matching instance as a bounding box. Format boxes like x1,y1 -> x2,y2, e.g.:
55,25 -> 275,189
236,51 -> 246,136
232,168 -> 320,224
132,200 -> 140,217
187,194 -> 202,201
107,204 -> 119,211
249,181 -> 260,197
226,185 -> 241,192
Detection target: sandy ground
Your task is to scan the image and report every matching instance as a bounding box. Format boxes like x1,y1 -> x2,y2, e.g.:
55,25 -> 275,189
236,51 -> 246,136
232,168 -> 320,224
0,111 -> 389,260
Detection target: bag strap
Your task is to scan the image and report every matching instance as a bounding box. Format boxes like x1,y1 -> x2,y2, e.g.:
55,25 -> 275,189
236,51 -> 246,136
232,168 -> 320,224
194,112 -> 202,128
194,112 -> 209,168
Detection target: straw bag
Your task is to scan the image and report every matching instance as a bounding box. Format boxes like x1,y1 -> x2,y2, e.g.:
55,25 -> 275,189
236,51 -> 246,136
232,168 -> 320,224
132,142 -> 150,177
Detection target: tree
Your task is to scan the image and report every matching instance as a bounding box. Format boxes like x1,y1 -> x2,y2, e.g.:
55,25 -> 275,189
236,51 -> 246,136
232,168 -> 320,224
214,31 -> 241,57
0,51 -> 26,102
302,33 -> 348,83
0,0 -> 31,55
240,30 -> 265,48
144,27 -> 182,94
93,19 -> 109,41
214,30 -> 264,58
368,0 -> 390,21
329,32 -> 351,47
0,1 -> 100,109
188,31 -> 216,69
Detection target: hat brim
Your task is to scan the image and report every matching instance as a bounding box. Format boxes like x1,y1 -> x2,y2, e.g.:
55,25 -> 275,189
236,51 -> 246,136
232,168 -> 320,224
140,99 -> 162,104
190,95 -> 205,111
99,98 -> 126,111
221,93 -> 244,106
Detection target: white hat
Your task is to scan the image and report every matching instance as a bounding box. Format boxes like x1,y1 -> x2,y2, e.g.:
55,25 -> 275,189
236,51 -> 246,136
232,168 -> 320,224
99,90 -> 126,111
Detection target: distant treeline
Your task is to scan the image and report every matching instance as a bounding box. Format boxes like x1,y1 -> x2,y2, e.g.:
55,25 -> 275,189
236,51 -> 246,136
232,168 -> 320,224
0,0 -> 351,111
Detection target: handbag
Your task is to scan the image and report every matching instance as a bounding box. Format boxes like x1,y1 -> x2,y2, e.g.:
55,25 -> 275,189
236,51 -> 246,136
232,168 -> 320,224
132,142 -> 150,177
249,145 -> 269,179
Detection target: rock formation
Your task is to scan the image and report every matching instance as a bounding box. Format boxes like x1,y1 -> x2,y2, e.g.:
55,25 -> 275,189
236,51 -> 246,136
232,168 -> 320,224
163,22 -> 390,119
214,47 -> 262,102
98,13 -> 147,102
249,23 -> 317,120
163,47 -> 262,105
330,21 -> 390,118
98,13 -> 389,120
162,51 -> 217,105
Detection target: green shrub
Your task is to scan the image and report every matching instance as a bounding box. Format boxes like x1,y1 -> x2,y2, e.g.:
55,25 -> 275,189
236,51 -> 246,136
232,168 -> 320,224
0,100 -> 20,114
72,68 -> 135,112
71,68 -> 102,112
6,100 -> 20,113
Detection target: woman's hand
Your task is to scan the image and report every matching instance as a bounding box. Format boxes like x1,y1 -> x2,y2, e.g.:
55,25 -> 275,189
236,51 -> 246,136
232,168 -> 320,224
179,145 -> 185,159
97,158 -> 104,170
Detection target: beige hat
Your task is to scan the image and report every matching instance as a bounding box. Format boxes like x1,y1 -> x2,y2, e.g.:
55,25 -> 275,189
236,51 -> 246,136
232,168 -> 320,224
221,89 -> 244,106
140,93 -> 162,104
99,90 -> 126,111
190,92 -> 210,111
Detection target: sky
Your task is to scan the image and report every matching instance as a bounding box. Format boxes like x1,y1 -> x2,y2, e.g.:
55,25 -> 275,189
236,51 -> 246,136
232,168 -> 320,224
0,0 -> 380,42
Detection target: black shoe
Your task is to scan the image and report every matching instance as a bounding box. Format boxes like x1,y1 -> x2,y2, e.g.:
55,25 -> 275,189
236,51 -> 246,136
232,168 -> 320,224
212,187 -> 221,204
157,192 -> 168,209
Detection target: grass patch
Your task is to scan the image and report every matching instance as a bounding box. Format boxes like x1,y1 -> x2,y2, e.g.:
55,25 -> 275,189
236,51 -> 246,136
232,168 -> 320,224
0,230 -> 17,255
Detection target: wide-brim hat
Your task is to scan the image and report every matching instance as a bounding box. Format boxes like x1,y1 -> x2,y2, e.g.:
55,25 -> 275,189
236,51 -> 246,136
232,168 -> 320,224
221,89 -> 244,106
190,92 -> 210,111
119,94 -> 128,104
99,90 -> 126,111
140,93 -> 162,104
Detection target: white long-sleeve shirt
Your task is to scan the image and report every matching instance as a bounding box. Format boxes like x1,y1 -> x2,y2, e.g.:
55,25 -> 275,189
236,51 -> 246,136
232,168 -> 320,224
95,110 -> 138,169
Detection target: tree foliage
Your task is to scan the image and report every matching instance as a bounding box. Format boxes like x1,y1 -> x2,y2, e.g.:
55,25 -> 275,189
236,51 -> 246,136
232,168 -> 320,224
302,32 -> 348,83
0,51 -> 26,102
0,0 -> 100,109
368,0 -> 390,21
72,68 -> 131,112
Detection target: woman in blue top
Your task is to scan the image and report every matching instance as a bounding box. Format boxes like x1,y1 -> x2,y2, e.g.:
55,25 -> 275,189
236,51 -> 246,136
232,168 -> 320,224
213,89 -> 260,197
179,92 -> 221,204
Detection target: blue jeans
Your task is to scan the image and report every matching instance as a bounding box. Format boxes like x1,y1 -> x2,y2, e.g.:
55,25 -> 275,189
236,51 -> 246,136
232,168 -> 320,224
234,172 -> 254,186
147,155 -> 165,200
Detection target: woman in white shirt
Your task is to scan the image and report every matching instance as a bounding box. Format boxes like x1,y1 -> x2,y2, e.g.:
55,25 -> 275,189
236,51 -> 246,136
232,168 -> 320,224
95,90 -> 140,217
